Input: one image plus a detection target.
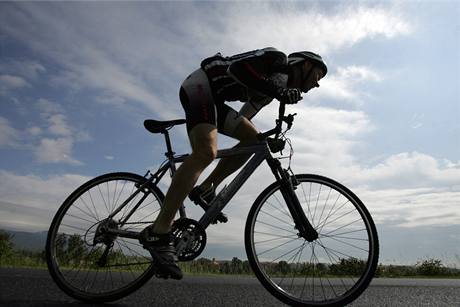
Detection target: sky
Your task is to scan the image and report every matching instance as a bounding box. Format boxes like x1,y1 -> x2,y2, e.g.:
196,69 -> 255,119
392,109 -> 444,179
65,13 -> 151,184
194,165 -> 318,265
0,1 -> 459,265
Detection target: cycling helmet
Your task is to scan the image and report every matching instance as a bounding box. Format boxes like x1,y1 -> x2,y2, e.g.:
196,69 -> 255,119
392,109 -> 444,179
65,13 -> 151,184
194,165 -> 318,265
288,51 -> 328,77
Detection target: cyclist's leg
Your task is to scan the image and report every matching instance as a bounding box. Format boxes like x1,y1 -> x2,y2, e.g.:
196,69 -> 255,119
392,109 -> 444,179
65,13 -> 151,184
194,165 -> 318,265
199,115 -> 259,190
153,68 -> 218,233
143,67 -> 218,278
153,123 -> 217,233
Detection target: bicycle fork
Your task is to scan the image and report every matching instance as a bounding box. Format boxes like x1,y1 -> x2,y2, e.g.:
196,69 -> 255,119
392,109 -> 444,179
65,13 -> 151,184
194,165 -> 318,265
267,158 -> 318,242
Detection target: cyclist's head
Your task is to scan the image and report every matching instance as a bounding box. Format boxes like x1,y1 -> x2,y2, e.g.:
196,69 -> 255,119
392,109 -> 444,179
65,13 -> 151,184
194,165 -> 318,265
287,51 -> 327,93
288,51 -> 327,77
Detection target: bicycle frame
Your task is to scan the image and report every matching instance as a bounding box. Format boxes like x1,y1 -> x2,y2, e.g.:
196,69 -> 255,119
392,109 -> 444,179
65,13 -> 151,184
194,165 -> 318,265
105,135 -> 317,242
106,101 -> 317,241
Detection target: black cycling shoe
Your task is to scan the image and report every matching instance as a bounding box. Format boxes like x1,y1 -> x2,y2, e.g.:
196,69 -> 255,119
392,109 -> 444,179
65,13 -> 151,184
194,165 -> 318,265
139,226 -> 183,280
189,185 -> 228,224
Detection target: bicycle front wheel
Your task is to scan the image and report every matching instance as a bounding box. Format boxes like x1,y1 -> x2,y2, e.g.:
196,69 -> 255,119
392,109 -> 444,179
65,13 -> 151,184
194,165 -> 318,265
46,172 -> 164,302
245,174 -> 379,307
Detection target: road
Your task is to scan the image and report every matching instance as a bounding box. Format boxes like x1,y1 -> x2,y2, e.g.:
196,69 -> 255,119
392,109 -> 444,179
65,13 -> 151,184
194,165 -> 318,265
0,268 -> 459,306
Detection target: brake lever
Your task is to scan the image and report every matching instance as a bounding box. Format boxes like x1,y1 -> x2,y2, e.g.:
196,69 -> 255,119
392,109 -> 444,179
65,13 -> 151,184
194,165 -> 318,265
284,113 -> 297,130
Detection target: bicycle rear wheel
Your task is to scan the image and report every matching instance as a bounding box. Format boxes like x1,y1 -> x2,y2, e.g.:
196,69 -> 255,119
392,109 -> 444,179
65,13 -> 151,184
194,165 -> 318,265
46,172 -> 164,302
245,174 -> 379,307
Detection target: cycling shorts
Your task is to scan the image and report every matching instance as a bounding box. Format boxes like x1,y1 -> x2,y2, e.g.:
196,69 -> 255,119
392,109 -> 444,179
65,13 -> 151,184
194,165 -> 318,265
179,68 -> 244,137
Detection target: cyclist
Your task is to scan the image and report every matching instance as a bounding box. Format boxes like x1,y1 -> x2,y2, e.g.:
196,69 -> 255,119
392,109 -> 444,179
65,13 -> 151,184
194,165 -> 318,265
140,47 -> 327,279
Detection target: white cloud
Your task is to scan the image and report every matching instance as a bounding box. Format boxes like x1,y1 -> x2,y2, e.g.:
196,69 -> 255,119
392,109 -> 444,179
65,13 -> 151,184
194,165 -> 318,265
354,152 -> 460,189
0,116 -> 20,147
358,187 -> 460,228
0,59 -> 45,95
47,114 -> 72,137
37,98 -> 65,115
218,4 -> 412,55
0,2 -> 412,118
254,105 -> 374,174
0,74 -> 30,94
27,126 -> 43,137
307,65 -> 384,104
35,137 -> 82,165
32,98 -> 87,164
0,59 -> 46,80
0,98 -> 88,165
244,104 -> 460,230
0,170 -> 89,231
337,66 -> 383,82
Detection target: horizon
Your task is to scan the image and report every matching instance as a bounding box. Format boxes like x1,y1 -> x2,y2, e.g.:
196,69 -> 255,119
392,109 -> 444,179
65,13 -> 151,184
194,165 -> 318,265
0,2 -> 459,266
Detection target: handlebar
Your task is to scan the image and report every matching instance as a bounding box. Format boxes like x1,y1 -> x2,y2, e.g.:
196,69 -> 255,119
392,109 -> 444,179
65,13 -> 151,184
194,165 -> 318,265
257,102 -> 297,141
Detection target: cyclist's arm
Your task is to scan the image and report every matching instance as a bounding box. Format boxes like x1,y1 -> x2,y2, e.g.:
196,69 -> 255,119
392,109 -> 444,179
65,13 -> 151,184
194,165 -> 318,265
239,96 -> 272,120
227,48 -> 287,100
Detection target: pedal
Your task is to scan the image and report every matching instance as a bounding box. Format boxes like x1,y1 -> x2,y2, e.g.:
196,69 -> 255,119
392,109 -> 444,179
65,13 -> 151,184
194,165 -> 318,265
213,213 -> 228,224
189,187 -> 228,224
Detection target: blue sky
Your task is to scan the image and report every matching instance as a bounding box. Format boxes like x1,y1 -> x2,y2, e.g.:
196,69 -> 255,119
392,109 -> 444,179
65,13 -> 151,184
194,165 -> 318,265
0,1 -> 459,264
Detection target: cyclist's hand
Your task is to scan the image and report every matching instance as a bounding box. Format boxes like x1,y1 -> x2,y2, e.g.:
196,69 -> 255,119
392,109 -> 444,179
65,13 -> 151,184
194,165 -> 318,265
278,88 -> 303,104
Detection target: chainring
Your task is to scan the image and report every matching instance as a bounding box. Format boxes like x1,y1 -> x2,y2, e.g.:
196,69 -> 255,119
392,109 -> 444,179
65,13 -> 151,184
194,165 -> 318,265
172,218 -> 207,261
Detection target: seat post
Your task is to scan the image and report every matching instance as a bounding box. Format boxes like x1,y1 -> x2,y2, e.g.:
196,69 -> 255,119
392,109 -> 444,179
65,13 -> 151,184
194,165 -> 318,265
163,130 -> 175,159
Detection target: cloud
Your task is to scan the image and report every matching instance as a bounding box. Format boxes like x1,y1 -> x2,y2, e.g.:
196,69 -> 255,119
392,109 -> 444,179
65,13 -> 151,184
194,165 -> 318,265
0,116 -> 21,147
254,105 -> 374,173
36,98 -> 65,115
218,4 -> 413,55
0,74 -> 30,94
0,171 -> 89,231
306,65 -> 384,104
0,59 -> 46,80
354,152 -> 460,189
0,59 -> 45,95
358,187 -> 460,228
33,99 -> 85,164
0,2 -> 412,118
0,98 -> 88,165
35,137 -> 82,165
241,104 -> 460,230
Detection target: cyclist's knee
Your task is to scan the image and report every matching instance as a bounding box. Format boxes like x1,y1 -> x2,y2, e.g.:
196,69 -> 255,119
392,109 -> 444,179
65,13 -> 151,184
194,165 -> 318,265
189,124 -> 218,166
233,118 -> 259,143
192,145 -> 217,166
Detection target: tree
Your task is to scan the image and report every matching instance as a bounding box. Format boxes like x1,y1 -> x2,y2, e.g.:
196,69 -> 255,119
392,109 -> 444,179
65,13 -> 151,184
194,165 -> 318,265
67,234 -> 87,264
416,258 -> 447,276
231,257 -> 243,274
0,230 -> 14,262
276,261 -> 290,275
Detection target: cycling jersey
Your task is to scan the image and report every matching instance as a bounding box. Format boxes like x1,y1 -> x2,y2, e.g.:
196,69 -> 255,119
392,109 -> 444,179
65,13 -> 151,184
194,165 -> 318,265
180,47 -> 289,136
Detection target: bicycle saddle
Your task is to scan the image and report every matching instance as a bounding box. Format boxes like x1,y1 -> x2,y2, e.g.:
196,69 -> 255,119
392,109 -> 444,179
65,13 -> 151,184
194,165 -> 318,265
144,119 -> 186,134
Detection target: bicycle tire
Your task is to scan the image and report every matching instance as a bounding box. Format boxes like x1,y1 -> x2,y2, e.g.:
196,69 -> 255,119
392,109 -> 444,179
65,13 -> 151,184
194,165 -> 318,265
245,174 -> 379,307
46,172 -> 165,302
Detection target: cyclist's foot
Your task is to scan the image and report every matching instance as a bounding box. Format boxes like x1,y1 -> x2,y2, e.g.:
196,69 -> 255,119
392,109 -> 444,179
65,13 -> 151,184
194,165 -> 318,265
189,185 -> 228,224
139,226 -> 183,280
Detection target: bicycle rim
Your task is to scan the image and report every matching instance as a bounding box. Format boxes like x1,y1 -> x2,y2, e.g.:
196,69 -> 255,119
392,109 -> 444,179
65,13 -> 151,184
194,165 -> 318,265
245,174 -> 379,306
46,172 -> 164,302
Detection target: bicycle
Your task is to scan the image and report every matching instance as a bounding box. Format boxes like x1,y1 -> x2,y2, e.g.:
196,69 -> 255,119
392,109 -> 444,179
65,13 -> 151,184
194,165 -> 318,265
46,101 -> 379,307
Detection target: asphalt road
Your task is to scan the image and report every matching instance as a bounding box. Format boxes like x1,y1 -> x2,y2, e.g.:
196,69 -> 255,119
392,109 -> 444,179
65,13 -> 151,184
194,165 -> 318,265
0,268 -> 459,306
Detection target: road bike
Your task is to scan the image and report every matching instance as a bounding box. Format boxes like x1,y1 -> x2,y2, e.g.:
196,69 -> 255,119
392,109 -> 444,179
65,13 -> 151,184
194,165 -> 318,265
46,101 -> 379,306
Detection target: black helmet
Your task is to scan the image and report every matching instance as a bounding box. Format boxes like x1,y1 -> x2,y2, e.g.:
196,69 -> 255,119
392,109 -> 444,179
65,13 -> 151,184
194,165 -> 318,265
288,51 -> 328,77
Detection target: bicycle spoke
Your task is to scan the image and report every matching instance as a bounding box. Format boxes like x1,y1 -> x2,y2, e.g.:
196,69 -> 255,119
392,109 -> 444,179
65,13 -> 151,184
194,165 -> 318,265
321,217 -> 364,237
48,174 -> 163,300
248,175 -> 378,306
255,235 -> 298,245
257,237 -> 301,257
97,184 -> 110,215
260,209 -> 293,226
255,220 -> 298,235
272,194 -> 293,221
